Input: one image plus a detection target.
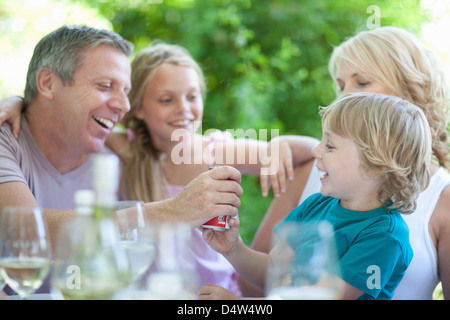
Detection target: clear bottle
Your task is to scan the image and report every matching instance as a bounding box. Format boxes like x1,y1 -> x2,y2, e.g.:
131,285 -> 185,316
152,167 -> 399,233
91,154 -> 120,221
51,154 -> 130,299
52,189 -> 104,299
74,189 -> 95,217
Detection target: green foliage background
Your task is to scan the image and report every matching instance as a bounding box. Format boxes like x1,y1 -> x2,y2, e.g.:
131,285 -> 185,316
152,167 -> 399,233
76,0 -> 426,244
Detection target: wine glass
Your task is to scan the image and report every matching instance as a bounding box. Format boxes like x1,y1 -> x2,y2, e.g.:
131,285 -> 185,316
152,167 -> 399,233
0,271 -> 6,292
0,206 -> 51,299
51,207 -> 129,300
114,201 -> 155,289
266,221 -> 342,300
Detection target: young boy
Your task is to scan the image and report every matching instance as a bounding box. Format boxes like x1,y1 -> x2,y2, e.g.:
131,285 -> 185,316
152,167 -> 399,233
199,92 -> 432,300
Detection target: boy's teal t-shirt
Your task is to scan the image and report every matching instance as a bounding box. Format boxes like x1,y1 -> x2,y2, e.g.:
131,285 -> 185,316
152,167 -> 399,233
275,193 -> 413,300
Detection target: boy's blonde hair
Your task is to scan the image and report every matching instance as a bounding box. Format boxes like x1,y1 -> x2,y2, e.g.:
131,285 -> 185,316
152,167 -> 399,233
320,92 -> 432,213
120,42 -> 205,202
328,26 -> 449,169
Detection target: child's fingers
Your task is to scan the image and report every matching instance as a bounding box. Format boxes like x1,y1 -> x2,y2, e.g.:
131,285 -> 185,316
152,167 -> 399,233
202,228 -> 213,243
228,217 -> 239,227
284,157 -> 294,182
267,173 -> 279,197
260,173 -> 270,197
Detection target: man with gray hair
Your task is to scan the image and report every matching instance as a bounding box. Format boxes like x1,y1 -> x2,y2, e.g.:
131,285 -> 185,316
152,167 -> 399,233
0,25 -> 243,262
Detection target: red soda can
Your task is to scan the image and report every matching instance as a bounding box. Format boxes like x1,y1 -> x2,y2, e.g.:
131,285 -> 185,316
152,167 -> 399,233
202,215 -> 230,231
202,166 -> 230,231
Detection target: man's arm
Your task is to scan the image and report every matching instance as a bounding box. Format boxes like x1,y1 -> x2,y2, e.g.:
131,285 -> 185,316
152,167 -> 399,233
0,181 -> 75,251
141,166 -> 243,227
0,167 -> 243,251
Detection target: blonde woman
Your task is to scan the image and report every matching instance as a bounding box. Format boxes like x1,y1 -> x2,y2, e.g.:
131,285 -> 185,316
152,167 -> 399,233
200,93 -> 432,300
251,26 -> 450,299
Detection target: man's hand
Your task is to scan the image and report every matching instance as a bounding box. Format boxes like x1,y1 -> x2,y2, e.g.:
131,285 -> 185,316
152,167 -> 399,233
166,166 -> 243,227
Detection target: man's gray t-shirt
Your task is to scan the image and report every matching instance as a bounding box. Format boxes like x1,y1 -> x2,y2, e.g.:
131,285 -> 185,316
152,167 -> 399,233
0,115 -> 117,295
0,115 -> 109,209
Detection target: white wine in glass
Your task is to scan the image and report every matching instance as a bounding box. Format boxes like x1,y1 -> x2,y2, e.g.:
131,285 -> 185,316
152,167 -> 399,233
115,201 -> 155,287
0,206 -> 51,299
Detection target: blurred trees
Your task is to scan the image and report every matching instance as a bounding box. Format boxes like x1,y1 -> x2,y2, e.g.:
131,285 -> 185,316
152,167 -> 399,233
82,0 -> 425,137
73,0 -> 425,243
0,0 -> 111,97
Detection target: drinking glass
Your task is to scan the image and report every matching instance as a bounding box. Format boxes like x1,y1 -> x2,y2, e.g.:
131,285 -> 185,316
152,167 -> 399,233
0,206 -> 51,299
266,221 -> 342,300
114,201 -> 155,288
144,222 -> 198,300
51,211 -> 129,300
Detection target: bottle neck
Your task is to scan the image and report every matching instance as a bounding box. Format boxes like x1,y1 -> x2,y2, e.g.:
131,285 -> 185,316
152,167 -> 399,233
91,154 -> 120,220
93,193 -> 116,220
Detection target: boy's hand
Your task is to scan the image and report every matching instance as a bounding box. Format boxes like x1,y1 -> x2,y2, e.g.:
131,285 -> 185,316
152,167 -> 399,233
198,283 -> 240,300
202,217 -> 241,256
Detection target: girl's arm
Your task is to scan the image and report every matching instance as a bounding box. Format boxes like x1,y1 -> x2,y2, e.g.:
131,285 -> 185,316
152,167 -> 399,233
212,134 -> 318,197
272,135 -> 319,167
105,130 -> 133,163
260,135 -> 318,197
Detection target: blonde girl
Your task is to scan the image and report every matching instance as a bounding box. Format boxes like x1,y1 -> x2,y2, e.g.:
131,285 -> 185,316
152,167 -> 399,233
106,42 -> 317,294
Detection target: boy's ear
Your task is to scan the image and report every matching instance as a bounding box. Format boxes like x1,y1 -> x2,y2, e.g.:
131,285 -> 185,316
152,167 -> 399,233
364,166 -> 383,181
35,67 -> 56,100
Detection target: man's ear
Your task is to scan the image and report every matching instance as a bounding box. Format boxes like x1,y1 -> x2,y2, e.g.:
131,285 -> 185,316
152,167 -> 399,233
35,68 -> 56,100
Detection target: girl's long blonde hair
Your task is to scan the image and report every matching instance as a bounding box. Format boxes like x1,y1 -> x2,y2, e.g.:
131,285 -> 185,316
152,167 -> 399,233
120,42 -> 206,202
329,26 -> 449,169
321,92 -> 432,213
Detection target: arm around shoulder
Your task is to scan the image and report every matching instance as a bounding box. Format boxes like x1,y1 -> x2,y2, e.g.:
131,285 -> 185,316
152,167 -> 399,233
0,96 -> 24,139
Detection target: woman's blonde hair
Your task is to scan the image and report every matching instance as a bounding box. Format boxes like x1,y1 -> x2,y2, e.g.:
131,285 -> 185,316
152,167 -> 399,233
120,42 -> 206,202
328,26 -> 449,169
320,92 -> 432,213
